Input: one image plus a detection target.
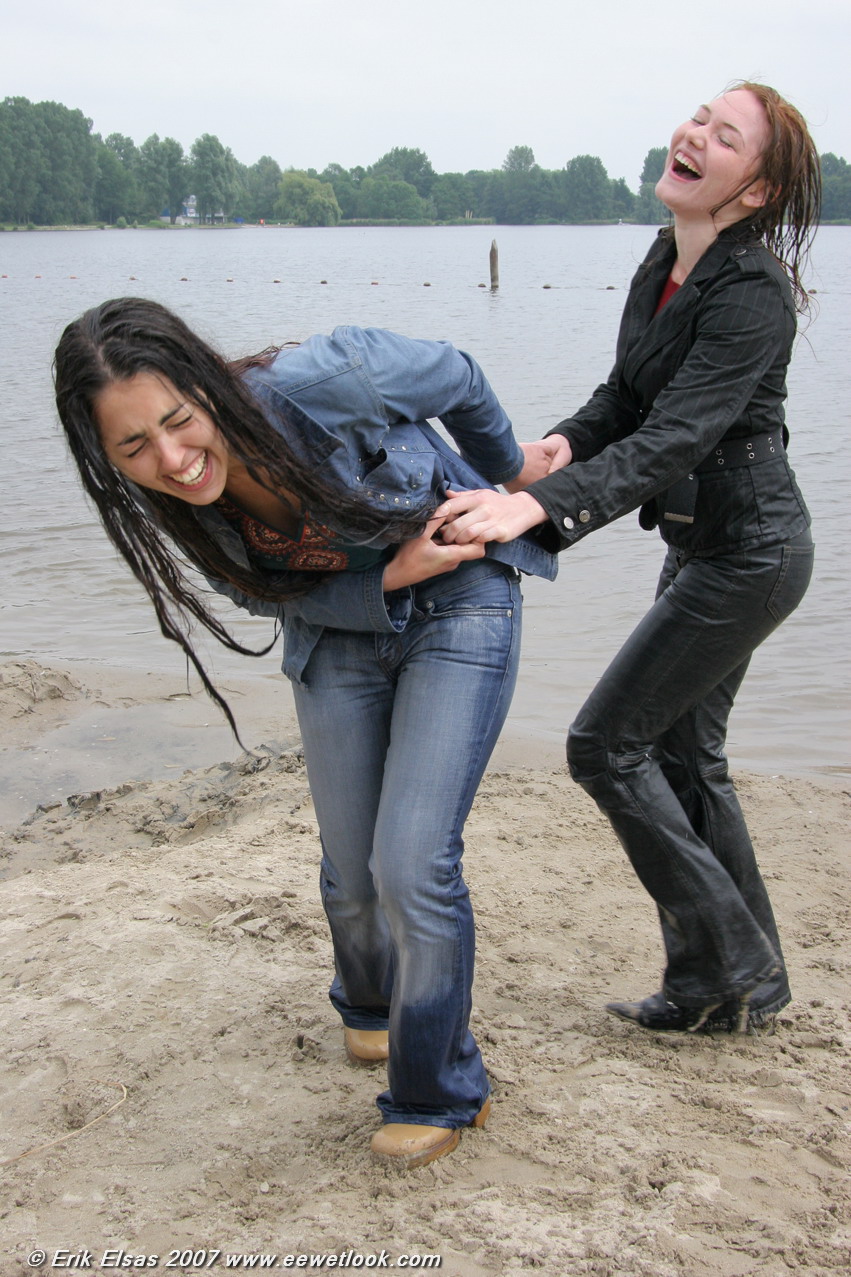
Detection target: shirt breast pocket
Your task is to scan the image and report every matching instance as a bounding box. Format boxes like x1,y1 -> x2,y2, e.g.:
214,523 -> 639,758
357,444 -> 443,513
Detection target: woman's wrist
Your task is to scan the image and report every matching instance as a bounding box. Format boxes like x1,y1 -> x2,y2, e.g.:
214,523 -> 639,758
507,490 -> 549,534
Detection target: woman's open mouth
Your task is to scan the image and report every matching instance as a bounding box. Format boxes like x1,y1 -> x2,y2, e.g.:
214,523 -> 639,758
673,152 -> 702,180
170,451 -> 210,489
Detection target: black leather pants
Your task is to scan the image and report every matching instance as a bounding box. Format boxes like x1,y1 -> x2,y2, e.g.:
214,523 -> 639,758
567,531 -> 814,1013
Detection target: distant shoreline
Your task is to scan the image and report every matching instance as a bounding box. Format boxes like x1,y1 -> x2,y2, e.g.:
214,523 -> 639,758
3,218 -> 653,232
4,219 -> 851,232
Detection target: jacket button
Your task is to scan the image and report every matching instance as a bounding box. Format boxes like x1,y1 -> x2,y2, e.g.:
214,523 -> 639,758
563,516 -> 575,530
578,509 -> 591,523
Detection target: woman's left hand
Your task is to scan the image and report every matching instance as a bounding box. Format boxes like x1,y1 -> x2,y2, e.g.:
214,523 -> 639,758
503,436 -> 573,492
382,515 -> 486,591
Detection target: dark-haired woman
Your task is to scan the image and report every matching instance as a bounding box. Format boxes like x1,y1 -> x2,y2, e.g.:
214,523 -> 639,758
436,82 -> 820,1034
54,309 -> 557,1165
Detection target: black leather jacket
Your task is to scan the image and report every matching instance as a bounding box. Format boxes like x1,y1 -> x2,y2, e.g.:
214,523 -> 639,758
530,223 -> 811,556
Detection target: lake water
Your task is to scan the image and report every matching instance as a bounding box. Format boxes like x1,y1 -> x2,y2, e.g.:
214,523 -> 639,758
1,224 -> 848,800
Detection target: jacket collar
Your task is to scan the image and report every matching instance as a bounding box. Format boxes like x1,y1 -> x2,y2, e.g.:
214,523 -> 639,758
622,222 -> 762,384
649,220 -> 762,289
638,221 -> 762,313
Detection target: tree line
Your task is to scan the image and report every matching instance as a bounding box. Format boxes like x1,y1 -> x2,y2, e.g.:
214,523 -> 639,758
2,97 -> 849,228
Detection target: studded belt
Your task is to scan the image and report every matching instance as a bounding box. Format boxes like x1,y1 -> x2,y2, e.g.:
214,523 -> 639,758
695,432 -> 786,473
663,432 -> 786,524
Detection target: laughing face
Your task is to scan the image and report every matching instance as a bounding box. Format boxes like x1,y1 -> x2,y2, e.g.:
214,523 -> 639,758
655,88 -> 770,228
95,371 -> 236,504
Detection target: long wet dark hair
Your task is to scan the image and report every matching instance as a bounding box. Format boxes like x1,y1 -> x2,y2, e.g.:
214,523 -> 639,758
53,297 -> 431,736
710,81 -> 822,314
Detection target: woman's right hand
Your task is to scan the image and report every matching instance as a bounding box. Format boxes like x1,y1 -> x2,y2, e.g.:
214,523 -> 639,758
382,515 -> 486,591
503,435 -> 573,491
435,488 -> 548,545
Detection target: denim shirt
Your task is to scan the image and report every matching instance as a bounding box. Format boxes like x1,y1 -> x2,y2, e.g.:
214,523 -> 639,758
196,326 -> 557,683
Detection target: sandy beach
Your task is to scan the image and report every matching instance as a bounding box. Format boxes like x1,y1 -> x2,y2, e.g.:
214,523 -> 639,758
1,658 -> 849,1276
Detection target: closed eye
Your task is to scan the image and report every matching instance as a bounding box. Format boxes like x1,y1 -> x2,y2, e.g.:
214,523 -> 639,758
122,417 -> 191,456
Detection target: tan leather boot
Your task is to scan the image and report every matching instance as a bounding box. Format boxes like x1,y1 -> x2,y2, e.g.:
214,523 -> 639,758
344,1027 -> 389,1065
370,1095 -> 491,1169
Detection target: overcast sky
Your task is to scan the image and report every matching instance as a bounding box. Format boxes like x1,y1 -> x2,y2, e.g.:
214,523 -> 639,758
6,0 -> 849,186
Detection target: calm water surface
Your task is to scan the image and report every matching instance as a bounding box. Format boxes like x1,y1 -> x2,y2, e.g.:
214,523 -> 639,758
1,224 -> 848,790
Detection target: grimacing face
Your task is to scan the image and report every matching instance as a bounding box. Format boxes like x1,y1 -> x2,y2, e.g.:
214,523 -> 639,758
95,372 -> 234,504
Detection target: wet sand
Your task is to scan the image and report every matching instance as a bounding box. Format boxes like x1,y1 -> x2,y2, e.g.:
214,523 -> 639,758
1,660 -> 849,1275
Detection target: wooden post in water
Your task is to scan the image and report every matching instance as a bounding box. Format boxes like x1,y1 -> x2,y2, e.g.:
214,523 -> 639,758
489,239 -> 499,291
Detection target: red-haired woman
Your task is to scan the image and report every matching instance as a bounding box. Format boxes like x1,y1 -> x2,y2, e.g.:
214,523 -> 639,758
437,82 -> 821,1035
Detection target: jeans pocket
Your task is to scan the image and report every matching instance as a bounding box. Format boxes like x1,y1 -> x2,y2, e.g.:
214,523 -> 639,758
416,562 -> 518,618
766,538 -> 814,623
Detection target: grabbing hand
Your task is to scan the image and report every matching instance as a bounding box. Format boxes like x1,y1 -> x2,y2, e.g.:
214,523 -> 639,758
434,489 -> 548,546
382,514 -> 486,591
503,435 -> 573,492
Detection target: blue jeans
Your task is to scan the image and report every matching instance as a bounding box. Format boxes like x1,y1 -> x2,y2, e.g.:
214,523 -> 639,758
291,559 -> 522,1127
567,531 -> 814,1018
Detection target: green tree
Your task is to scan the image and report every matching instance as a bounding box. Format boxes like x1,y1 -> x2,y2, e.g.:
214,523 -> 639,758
820,152 -> 847,177
138,134 -> 189,221
464,170 -> 496,217
640,146 -> 668,185
635,184 -> 669,223
610,177 -> 635,220
820,152 -> 851,220
356,176 -> 426,221
430,172 -> 475,220
635,145 -> 669,224
502,145 -> 536,174
137,133 -> 168,217
0,97 -> 46,223
228,154 -> 249,221
31,101 -> 97,224
94,132 -> 140,222
491,148 -> 559,221
369,147 -> 435,197
320,162 -> 361,219
246,155 -> 283,221
105,132 -> 138,170
275,171 -> 341,225
162,138 -> 190,222
558,154 -> 612,221
0,97 -> 99,225
503,167 -> 551,223
94,138 -> 133,222
190,133 -> 232,222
